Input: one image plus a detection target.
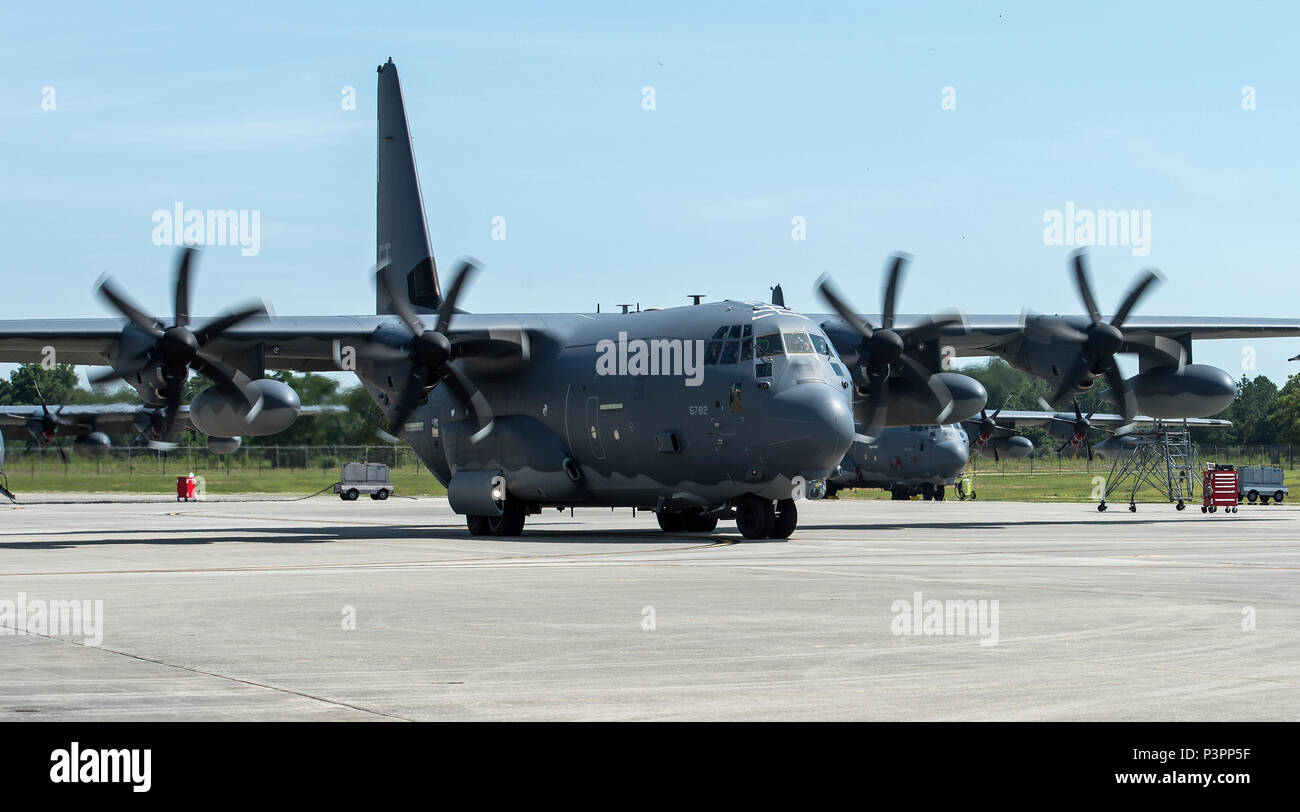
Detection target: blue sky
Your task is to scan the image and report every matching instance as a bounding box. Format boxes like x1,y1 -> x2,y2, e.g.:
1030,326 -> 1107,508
2,1 -> 1297,387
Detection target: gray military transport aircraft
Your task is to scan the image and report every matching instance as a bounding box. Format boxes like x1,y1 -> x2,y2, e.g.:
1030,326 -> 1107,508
0,399 -> 346,459
829,409 -> 1232,500
1,58 -> 1297,537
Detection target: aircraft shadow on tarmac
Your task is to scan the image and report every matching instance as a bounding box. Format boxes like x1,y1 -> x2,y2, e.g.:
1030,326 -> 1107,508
0,524 -> 748,550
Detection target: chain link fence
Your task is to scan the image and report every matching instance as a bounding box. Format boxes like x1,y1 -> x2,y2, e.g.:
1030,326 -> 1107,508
978,445 -> 1298,475
6,445 -> 429,477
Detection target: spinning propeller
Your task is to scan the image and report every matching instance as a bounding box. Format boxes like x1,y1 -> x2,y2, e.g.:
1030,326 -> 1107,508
90,247 -> 267,448
817,253 -> 965,439
1038,397 -> 1113,461
970,401 -> 1020,462
374,259 -> 526,441
1038,251 -> 1162,424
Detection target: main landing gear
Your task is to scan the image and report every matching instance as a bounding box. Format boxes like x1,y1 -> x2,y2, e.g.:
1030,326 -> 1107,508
734,494 -> 797,540
466,497 -> 529,537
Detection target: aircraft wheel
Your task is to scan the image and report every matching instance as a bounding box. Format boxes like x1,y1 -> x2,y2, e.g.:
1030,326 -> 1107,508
891,484 -> 910,501
770,499 -> 798,539
921,483 -> 935,501
1275,491 -> 1285,504
935,485 -> 945,502
466,515 -> 491,536
735,495 -> 775,539
345,488 -> 359,501
369,492 -> 381,500
489,500 -> 526,536
683,514 -> 718,533
1247,490 -> 1258,504
656,511 -> 686,532
377,489 -> 389,500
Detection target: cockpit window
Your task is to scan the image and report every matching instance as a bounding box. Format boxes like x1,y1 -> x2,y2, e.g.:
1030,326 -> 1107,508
727,324 -> 743,339
719,340 -> 739,365
754,332 -> 784,356
739,337 -> 753,362
711,326 -> 729,340
810,332 -> 832,356
705,341 -> 723,365
783,331 -> 815,354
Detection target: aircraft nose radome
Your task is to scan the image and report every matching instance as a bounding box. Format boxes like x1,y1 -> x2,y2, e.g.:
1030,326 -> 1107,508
936,441 -> 969,476
760,383 -> 855,476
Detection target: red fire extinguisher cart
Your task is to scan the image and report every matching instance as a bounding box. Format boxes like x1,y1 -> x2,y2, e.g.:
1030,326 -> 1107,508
1202,465 -> 1238,514
176,473 -> 197,502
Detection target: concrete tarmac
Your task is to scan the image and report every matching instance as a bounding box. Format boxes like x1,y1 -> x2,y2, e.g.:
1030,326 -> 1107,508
1,494 -> 1296,720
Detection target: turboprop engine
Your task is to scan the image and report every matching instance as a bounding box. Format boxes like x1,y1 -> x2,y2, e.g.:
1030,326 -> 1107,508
975,435 -> 1033,460
858,372 -> 987,427
72,432 -> 111,458
190,378 -> 301,437
1124,364 -> 1236,419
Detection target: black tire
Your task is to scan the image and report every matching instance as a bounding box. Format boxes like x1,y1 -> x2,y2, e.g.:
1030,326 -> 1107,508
489,503 -> 526,536
921,483 -> 935,501
369,492 -> 381,500
1261,497 -> 1271,505
684,514 -> 718,533
735,495 -> 775,539
1176,501 -> 1185,511
346,489 -> 359,501
770,499 -> 797,539
1274,491 -> 1284,504
466,515 -> 491,536
1129,504 -> 1137,512
1201,506 -> 1207,513
377,489 -> 389,501
1247,490 -> 1258,504
1097,503 -> 1106,512
656,511 -> 685,532
935,485 -> 945,502
891,484 -> 910,501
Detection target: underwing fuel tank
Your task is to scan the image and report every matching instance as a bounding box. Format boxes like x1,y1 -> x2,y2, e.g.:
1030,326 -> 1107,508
190,379 -> 301,437
1127,364 -> 1236,418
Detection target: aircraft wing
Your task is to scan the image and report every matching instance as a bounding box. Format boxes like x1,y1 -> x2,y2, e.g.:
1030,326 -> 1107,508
0,314 -> 543,372
987,410 -> 1233,429
0,403 -> 347,440
808,313 -> 1300,356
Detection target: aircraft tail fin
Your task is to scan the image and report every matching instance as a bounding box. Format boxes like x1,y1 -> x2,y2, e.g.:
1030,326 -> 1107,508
376,58 -> 441,314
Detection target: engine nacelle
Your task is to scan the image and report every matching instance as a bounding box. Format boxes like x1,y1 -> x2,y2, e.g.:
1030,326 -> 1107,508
862,372 -> 987,426
206,436 -> 242,454
977,435 -> 1033,460
73,432 -> 111,458
190,379 -> 301,438
1128,364 -> 1235,418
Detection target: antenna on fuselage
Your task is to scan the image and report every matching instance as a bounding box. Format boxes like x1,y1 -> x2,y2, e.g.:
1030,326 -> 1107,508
688,294 -> 705,305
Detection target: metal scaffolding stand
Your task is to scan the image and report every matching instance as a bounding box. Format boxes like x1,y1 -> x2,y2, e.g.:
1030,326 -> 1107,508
1098,422 -> 1199,513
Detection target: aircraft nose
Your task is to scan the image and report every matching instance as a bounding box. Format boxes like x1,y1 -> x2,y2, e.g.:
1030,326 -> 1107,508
760,382 -> 855,477
936,439 -> 969,476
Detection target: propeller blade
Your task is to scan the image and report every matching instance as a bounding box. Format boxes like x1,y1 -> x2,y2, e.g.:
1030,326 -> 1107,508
1071,251 -> 1102,323
1102,359 -> 1137,424
993,442 -> 1000,463
899,354 -> 954,424
1020,311 -> 1089,345
439,361 -> 495,443
1111,268 -> 1162,328
901,310 -> 966,348
193,301 -> 269,346
880,254 -> 908,330
191,353 -> 264,418
376,264 -> 425,338
1048,354 -> 1092,405
96,275 -> 163,337
174,246 -> 195,328
1056,438 -> 1070,455
857,372 -> 888,440
388,366 -> 430,434
435,259 -> 479,335
816,276 -> 873,338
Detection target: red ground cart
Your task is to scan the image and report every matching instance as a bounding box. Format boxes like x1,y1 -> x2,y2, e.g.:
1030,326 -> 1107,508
1202,465 -> 1238,514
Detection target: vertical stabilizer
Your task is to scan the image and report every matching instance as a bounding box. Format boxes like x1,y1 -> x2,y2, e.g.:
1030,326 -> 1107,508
376,58 -> 441,313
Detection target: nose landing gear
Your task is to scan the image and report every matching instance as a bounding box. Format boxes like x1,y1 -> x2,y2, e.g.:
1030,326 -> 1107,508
735,495 -> 798,540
